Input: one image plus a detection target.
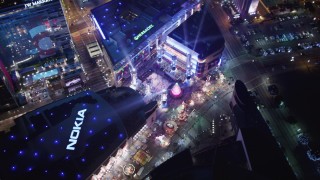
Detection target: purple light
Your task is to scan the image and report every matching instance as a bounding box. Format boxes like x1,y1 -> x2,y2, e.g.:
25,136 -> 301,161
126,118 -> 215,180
19,150 -> 24,155
40,138 -> 44,142
45,125 -> 48,128
64,114 -> 67,117
100,146 -> 105,150
104,131 -> 108,135
60,171 -> 65,177
28,167 -> 33,171
44,170 -> 48,173
54,140 -> 59,144
65,156 -> 70,160
25,136 -> 28,140
77,174 -> 82,179
50,113 -> 53,116
49,154 -> 54,159
3,149 -> 6,153
30,124 -> 34,128
34,152 -> 38,157
81,158 -> 86,162
85,143 -> 89,147
36,112 -> 40,115
89,130 -> 93,134
10,135 -> 15,140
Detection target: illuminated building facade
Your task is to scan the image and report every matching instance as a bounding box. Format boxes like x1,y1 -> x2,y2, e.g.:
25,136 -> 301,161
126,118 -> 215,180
91,0 -> 224,82
0,87 -> 157,179
0,59 -> 18,112
0,0 -> 74,74
233,0 -> 259,16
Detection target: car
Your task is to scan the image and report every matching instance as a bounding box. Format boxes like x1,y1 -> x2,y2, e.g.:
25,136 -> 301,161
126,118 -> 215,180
268,84 -> 279,96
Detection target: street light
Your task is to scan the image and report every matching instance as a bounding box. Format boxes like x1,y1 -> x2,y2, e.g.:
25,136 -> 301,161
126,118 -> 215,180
290,56 -> 294,62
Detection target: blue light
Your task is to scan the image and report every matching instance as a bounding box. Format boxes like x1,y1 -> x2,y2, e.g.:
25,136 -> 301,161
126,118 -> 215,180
86,92 -> 89,95
60,171 -> 65,177
34,152 -> 38,157
119,2 -> 122,5
100,146 -> 105,150
50,113 -> 54,116
81,158 -> 86,162
11,166 -> 16,171
103,16 -> 106,18
28,167 -> 33,171
64,114 -> 67,117
77,174 -> 82,179
107,118 -> 112,123
10,135 -> 15,140
82,103 -> 86,107
105,8 -> 109,11
93,117 -> 96,121
49,154 -> 54,159
44,170 -> 48,173
25,136 -> 28,140
36,112 -> 40,115
65,156 -> 70,160
3,149 -> 6,153
96,105 -> 100,108
85,143 -> 89,147
40,138 -> 45,142
45,125 -> 48,128
104,131 -> 108,135
19,150 -> 24,155
60,126 -> 63,130
89,130 -> 93,134
30,124 -> 34,128
54,140 -> 59,144
119,133 -> 124,138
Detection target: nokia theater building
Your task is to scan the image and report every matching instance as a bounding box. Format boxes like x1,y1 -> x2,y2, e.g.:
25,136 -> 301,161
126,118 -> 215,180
91,0 -> 224,82
0,87 -> 157,179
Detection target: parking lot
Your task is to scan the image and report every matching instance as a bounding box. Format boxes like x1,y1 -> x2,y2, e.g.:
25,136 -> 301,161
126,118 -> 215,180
230,12 -> 320,57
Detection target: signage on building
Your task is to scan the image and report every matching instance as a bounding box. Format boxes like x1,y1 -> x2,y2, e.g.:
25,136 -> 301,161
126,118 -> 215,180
66,109 -> 87,150
134,24 -> 154,41
24,0 -> 53,8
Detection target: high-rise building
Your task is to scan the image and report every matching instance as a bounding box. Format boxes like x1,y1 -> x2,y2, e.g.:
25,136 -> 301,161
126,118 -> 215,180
0,0 -> 74,69
233,0 -> 259,16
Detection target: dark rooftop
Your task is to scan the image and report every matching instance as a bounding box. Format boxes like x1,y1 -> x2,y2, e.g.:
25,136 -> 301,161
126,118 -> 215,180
91,0 -> 189,64
0,87 -> 153,179
169,5 -> 225,59
239,128 -> 297,180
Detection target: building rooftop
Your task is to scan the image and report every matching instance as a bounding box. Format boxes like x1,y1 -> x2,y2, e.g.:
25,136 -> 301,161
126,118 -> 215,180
169,5 -> 225,59
239,128 -> 297,180
0,87 -> 154,179
91,0 -> 189,64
